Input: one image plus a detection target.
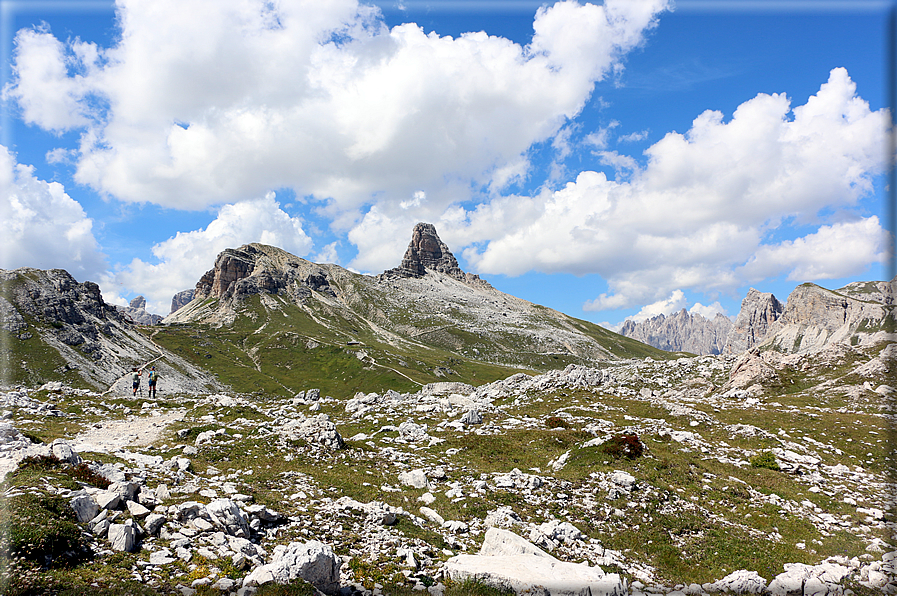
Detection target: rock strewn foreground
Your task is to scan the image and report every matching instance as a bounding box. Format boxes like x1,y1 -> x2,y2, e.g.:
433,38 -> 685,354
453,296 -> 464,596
0,342 -> 894,595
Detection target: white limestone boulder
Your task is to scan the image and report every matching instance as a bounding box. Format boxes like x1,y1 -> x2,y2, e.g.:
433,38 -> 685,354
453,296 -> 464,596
399,469 -> 431,490
206,498 -> 251,537
282,415 -> 345,450
444,528 -> 625,596
108,523 -> 136,552
706,570 -> 767,594
49,439 -> 82,465
70,494 -> 99,523
243,540 -> 341,594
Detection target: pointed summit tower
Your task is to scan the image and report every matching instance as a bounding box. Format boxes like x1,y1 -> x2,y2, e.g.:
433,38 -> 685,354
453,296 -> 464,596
382,222 -> 490,287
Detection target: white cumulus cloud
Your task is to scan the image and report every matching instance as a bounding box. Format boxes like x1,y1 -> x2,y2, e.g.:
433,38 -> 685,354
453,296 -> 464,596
7,0 -> 669,218
739,217 -> 889,282
689,301 -> 728,320
457,68 -> 889,310
0,145 -> 106,279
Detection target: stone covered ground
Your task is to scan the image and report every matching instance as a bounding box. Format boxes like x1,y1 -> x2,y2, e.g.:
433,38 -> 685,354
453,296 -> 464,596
0,342 -> 894,595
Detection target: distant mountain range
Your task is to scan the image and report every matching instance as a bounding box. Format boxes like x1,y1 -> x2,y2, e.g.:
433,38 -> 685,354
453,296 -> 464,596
2,222 -> 891,394
620,280 -> 894,355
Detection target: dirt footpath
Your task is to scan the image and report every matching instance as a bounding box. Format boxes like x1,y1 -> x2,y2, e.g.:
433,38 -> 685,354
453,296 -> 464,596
71,409 -> 186,453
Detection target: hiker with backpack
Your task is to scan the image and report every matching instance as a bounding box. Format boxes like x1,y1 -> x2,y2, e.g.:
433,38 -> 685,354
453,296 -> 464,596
131,367 -> 141,396
148,366 -> 159,398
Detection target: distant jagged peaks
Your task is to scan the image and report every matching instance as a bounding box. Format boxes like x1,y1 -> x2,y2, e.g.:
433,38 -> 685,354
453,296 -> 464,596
620,308 -> 734,355
116,294 -> 163,325
382,222 -> 490,288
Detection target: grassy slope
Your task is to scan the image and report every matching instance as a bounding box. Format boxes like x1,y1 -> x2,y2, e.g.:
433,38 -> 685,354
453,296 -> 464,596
151,295 -> 528,397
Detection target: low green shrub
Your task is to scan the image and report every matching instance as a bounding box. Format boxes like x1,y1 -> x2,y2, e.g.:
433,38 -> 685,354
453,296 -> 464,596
21,431 -> 44,444
750,451 -> 780,471
17,454 -> 62,470
1,493 -> 86,566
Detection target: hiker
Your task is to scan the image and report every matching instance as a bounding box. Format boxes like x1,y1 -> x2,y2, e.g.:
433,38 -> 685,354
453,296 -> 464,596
131,367 -> 141,396
147,366 -> 159,398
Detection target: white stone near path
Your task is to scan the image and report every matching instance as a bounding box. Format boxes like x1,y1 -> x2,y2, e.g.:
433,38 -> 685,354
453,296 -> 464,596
444,527 -> 625,596
243,540 -> 341,594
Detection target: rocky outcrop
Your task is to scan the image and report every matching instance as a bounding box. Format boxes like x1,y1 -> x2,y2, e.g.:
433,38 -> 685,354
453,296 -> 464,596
723,289 -> 784,355
169,289 -> 195,314
758,281 -> 895,354
1,268 -> 123,359
116,295 -> 163,325
381,222 -> 490,288
444,527 -> 625,595
620,309 -> 733,355
192,244 -> 336,304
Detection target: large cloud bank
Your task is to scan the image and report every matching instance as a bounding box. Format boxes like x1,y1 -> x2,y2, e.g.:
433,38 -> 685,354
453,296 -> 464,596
7,0 -> 667,214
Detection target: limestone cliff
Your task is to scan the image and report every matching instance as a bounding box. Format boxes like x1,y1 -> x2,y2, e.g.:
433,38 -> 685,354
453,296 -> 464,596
170,289 -> 195,314
192,244 -> 336,304
759,280 -> 895,354
722,289 -> 784,355
380,222 -> 490,288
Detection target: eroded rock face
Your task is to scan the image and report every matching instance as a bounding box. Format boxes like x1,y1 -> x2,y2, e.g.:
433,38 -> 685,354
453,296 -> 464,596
192,244 -> 336,303
381,222 -> 489,287
1,268 -> 122,361
759,280 -> 896,354
723,288 -> 784,355
117,295 -> 163,325
170,289 -> 195,314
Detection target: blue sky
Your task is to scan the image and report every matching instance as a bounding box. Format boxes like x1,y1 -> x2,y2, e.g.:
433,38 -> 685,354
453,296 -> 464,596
0,0 -> 893,330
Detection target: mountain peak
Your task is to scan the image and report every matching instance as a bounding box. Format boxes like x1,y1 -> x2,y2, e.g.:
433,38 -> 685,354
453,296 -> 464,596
382,222 -> 489,287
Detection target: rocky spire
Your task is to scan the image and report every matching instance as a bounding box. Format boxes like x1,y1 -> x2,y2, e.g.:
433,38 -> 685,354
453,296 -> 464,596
381,223 -> 490,288
722,288 -> 784,354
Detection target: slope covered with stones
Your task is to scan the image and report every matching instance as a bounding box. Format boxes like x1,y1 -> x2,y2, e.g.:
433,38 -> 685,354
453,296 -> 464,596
0,334 -> 892,595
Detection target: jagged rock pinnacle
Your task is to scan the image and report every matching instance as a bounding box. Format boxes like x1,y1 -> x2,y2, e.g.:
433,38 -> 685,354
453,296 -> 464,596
381,223 -> 490,287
